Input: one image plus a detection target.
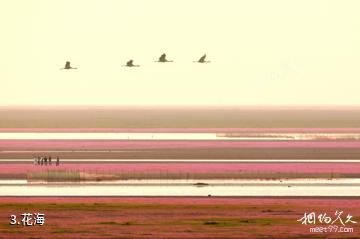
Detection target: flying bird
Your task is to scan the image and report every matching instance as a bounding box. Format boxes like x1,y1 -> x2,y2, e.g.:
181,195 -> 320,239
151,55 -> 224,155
123,59 -> 140,67
60,61 -> 77,70
195,54 -> 210,63
156,53 -> 173,62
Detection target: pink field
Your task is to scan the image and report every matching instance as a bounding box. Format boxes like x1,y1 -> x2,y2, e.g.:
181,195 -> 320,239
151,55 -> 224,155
2,140 -> 360,149
1,127 -> 360,132
1,163 -> 360,174
1,196 -> 359,206
1,196 -> 359,239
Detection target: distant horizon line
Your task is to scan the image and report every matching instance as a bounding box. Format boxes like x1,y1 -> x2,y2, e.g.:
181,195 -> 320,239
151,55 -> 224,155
1,105 -> 360,109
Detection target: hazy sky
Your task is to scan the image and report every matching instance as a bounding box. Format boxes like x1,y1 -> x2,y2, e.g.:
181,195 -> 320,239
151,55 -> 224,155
1,0 -> 360,106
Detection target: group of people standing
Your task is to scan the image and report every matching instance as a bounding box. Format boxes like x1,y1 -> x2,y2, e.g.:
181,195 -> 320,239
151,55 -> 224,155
62,53 -> 210,69
33,155 -> 60,166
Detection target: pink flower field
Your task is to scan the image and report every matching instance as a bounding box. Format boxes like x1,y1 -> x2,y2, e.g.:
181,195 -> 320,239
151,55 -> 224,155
1,196 -> 360,239
1,163 -> 360,174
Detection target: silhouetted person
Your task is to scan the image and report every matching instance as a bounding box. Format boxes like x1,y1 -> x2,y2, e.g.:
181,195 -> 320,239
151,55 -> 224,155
195,54 -> 210,63
61,61 -> 77,70
56,156 -> 60,166
124,60 -> 139,67
157,53 -> 173,62
49,156 -> 52,165
44,157 -> 48,166
199,54 -> 206,63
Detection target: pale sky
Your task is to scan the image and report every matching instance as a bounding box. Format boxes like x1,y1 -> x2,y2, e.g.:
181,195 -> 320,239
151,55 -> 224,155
1,0 -> 360,106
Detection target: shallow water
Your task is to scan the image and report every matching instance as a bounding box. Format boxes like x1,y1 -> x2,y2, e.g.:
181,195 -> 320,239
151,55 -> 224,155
1,179 -> 360,196
3,178 -> 359,185
1,184 -> 360,196
1,132 -> 360,140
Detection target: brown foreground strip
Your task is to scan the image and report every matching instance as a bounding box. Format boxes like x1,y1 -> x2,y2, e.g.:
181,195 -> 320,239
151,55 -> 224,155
0,197 -> 360,239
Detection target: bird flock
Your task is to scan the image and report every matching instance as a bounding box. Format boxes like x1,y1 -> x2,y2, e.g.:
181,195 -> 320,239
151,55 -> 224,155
61,53 -> 210,69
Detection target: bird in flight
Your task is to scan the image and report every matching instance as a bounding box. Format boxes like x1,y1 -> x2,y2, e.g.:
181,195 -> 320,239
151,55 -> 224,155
195,54 -> 210,63
61,61 -> 77,70
156,53 -> 173,62
123,59 -> 140,67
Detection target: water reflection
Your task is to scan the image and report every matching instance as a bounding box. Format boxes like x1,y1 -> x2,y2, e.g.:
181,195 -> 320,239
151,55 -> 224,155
1,132 -> 360,140
1,179 -> 360,196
